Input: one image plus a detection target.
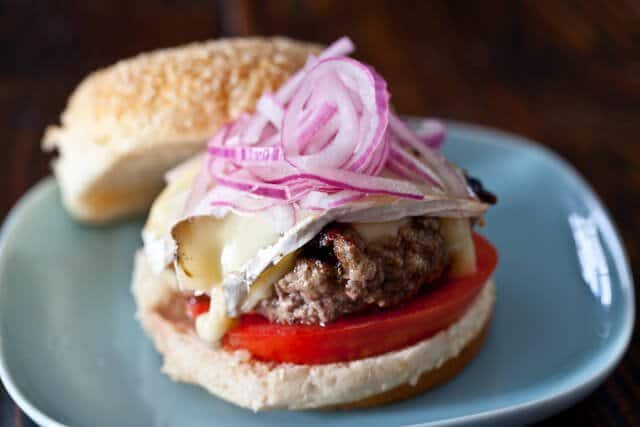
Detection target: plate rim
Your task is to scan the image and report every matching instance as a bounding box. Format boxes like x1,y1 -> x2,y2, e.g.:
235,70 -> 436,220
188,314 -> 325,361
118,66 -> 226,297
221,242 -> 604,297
407,120 -> 636,426
0,121 -> 634,427
0,178 -> 68,427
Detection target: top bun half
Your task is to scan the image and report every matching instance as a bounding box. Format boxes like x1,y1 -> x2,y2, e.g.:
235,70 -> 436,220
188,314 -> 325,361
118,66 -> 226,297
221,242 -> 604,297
43,37 -> 321,223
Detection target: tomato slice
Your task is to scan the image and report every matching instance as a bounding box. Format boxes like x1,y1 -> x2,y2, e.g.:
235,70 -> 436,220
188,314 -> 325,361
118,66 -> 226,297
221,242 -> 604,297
185,294 -> 211,320
222,233 -> 497,365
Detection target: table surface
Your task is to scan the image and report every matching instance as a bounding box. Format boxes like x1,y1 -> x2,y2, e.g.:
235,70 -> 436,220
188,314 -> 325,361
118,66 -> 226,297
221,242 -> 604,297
1,1 -> 638,425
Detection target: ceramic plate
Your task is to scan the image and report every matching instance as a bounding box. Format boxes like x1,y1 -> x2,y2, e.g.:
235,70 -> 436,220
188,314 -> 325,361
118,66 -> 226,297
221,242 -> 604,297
0,122 -> 634,427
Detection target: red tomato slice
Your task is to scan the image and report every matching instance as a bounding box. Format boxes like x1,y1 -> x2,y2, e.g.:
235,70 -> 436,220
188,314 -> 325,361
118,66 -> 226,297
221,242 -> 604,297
222,233 -> 497,365
185,294 -> 211,320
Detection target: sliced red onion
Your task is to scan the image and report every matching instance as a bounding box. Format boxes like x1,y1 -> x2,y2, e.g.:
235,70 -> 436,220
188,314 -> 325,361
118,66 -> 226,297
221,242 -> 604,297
274,37 -> 355,105
184,124 -> 231,213
299,116 -> 339,155
415,119 -> 445,149
208,145 -> 282,163
283,76 -> 357,170
297,190 -> 363,210
256,94 -> 284,129
296,102 -> 338,153
181,37 -> 483,228
282,58 -> 389,174
213,174 -> 291,200
227,114 -> 251,142
241,116 -> 269,145
343,66 -> 389,174
369,134 -> 391,175
240,37 -> 356,146
187,184 -> 279,218
327,191 -> 366,208
385,160 -> 412,181
265,167 -> 424,200
318,37 -> 355,60
388,113 -> 467,197
388,143 -> 444,189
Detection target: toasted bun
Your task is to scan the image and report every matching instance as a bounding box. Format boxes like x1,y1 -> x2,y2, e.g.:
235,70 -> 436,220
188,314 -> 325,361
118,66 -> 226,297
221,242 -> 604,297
132,250 -> 495,411
44,38 -> 320,223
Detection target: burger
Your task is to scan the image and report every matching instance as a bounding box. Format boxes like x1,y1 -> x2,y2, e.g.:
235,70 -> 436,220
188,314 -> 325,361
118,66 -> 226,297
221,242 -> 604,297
133,37 -> 498,411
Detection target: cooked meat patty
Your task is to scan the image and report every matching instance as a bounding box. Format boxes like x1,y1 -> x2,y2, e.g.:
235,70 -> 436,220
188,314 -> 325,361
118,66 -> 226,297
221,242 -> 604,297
255,217 -> 449,325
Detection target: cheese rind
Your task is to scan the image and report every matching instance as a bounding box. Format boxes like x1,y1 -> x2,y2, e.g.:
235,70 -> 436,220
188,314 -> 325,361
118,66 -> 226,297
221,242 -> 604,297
173,213 -> 280,293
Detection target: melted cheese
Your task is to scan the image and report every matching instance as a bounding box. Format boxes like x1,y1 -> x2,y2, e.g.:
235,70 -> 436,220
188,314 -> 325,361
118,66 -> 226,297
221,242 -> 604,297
195,287 -> 237,343
195,251 -> 299,343
172,207 -> 298,343
240,251 -> 299,312
351,219 -> 409,243
142,155 -> 202,272
173,213 -> 281,292
440,218 -> 477,276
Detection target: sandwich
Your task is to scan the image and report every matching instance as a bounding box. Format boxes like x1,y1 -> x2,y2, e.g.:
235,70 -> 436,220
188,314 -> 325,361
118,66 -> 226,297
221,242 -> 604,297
43,37 -> 320,223
133,37 -> 498,411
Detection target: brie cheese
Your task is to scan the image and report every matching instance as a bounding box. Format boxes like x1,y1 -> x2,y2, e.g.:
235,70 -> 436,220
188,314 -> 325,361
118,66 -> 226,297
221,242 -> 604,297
142,156 -> 486,344
142,155 -> 202,272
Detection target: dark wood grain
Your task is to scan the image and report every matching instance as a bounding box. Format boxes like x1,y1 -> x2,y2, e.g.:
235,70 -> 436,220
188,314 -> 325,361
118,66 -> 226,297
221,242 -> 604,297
1,0 -> 638,425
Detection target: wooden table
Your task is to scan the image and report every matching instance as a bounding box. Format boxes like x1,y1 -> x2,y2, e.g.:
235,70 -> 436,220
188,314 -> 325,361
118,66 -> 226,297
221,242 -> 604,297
1,1 -> 638,425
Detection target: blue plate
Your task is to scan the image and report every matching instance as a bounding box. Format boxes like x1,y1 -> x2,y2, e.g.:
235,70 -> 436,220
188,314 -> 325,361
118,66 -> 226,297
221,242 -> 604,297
0,122 -> 634,426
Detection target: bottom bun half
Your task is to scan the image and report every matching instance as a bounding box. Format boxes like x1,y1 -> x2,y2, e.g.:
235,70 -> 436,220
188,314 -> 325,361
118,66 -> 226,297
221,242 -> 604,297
131,250 -> 495,411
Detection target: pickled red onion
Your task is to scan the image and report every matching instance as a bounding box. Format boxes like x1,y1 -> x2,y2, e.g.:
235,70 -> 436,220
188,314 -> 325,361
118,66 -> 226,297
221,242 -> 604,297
184,37 -> 480,219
